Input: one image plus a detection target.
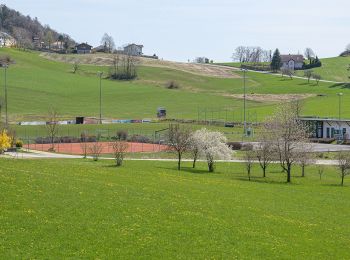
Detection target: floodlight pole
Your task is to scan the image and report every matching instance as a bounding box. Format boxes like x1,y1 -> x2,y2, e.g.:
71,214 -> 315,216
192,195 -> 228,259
242,69 -> 247,136
98,72 -> 103,124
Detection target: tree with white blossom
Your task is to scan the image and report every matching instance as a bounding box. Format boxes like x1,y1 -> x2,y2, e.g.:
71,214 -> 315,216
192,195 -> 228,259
191,129 -> 232,172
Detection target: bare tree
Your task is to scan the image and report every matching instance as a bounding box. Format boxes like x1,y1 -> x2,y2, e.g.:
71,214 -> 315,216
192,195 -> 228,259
304,48 -> 315,63
72,61 -> 79,74
256,131 -> 274,177
89,141 -> 103,161
281,67 -> 294,79
304,69 -> 313,83
167,124 -> 192,170
233,46 -> 245,62
312,74 -> 321,85
80,131 -> 88,158
337,151 -> 350,186
317,165 -> 325,180
265,102 -> 309,183
244,150 -> 255,181
112,140 -> 129,166
45,108 -> 60,152
101,33 -> 115,53
297,143 -> 315,177
345,43 -> 350,52
189,133 -> 201,168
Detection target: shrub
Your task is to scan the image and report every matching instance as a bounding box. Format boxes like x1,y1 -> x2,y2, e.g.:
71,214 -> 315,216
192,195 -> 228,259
165,80 -> 180,89
129,134 -> 151,143
15,140 -> 23,148
116,130 -> 128,140
0,130 -> 12,153
227,142 -> 242,150
242,143 -> 254,151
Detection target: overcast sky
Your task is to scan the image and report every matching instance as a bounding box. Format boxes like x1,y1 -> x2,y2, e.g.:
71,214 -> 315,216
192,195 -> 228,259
2,0 -> 349,61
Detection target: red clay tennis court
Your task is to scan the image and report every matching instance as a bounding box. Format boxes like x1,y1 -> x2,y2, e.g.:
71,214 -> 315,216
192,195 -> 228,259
27,142 -> 169,155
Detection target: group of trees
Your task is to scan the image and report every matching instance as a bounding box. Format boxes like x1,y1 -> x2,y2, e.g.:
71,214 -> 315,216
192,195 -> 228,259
108,53 -> 139,80
167,125 -> 232,172
0,5 -> 75,51
233,46 -> 272,63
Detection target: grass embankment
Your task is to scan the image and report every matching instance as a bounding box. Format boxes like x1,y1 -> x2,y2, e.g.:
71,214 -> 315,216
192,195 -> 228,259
1,49 -> 350,124
0,159 -> 349,258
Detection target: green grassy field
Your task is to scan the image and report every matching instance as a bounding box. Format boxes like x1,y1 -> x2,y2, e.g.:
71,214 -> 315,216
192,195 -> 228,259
1,158 -> 350,258
1,48 -> 350,124
295,56 -> 350,83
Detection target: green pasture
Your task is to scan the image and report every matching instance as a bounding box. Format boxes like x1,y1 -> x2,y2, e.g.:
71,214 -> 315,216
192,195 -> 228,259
0,159 -> 350,258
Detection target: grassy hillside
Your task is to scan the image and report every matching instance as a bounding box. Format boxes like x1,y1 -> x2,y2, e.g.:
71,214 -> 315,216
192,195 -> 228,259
1,159 -> 350,258
1,48 -> 350,124
295,56 -> 350,83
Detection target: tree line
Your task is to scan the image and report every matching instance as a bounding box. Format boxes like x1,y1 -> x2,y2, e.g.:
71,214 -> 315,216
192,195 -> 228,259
0,4 -> 75,50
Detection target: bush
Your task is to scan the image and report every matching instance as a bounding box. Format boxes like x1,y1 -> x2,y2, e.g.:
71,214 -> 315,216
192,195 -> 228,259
116,130 -> 128,140
241,143 -> 254,151
129,134 -> 151,143
15,140 -> 23,148
165,80 -> 180,89
227,142 -> 242,150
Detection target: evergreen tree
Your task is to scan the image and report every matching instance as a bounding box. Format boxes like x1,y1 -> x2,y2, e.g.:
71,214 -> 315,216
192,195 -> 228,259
270,48 -> 281,72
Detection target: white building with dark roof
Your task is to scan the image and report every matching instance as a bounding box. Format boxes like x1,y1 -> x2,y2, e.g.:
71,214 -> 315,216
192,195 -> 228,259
123,44 -> 143,56
280,54 -> 304,70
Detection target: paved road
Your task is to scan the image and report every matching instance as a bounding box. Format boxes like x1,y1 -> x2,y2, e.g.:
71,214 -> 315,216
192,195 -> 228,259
213,64 -> 346,84
1,149 -> 339,165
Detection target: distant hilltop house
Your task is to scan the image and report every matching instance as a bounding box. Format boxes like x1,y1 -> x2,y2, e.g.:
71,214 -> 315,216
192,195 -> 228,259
123,44 -> 143,56
51,41 -> 65,50
0,32 -> 16,47
75,43 -> 92,54
280,54 -> 304,70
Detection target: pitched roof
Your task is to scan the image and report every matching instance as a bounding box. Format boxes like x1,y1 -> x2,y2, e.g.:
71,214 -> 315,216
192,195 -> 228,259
124,43 -> 143,48
76,42 -> 92,49
280,54 -> 304,63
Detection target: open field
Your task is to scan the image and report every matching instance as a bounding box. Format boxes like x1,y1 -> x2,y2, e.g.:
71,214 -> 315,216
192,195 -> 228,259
1,158 -> 350,258
1,48 -> 350,125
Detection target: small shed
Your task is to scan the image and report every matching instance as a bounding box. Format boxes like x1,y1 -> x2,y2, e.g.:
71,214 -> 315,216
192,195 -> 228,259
157,107 -> 166,118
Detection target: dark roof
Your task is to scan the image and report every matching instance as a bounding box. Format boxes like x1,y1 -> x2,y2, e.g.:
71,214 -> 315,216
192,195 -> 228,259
299,117 -> 350,123
280,54 -> 304,63
124,43 -> 143,48
76,43 -> 92,49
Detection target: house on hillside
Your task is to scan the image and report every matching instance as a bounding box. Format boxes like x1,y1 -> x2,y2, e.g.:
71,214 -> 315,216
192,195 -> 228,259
0,32 -> 16,47
280,54 -> 304,70
51,41 -> 64,50
75,43 -> 92,54
123,43 -> 143,56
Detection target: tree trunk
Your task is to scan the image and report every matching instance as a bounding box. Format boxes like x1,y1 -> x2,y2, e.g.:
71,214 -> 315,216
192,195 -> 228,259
208,161 -> 214,172
287,165 -> 291,183
177,152 -> 181,171
263,167 -> 266,178
248,169 -> 251,181
193,157 -> 197,168
301,165 -> 305,177
341,173 -> 344,186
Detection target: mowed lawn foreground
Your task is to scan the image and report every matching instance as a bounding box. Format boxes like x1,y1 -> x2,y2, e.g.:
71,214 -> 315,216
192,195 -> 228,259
1,159 -> 350,258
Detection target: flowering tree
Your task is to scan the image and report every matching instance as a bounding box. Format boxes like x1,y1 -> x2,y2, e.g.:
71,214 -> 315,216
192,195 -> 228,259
191,129 -> 232,172
0,130 -> 11,153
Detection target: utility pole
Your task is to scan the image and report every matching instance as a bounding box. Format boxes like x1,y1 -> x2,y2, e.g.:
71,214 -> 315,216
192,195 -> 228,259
242,69 -> 247,136
98,71 -> 103,124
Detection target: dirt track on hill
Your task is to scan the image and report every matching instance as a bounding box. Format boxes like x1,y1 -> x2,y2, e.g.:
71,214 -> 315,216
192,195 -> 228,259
40,53 -> 240,78
226,93 -> 316,103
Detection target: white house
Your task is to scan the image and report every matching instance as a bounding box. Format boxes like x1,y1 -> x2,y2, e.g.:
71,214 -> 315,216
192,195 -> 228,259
0,32 -> 16,47
299,117 -> 350,140
123,43 -> 143,56
280,54 -> 304,70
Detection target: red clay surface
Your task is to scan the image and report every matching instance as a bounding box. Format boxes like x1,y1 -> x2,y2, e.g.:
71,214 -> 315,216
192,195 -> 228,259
27,142 -> 169,155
